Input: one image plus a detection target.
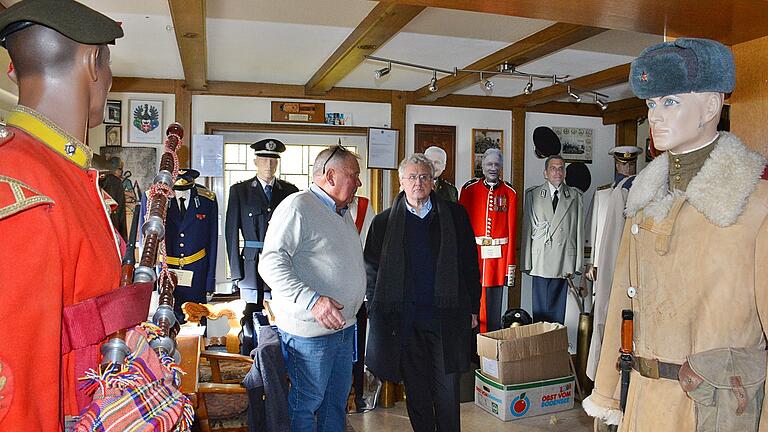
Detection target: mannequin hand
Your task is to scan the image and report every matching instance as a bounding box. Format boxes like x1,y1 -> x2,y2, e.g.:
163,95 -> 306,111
311,296 -> 346,330
585,265 -> 596,281
206,292 -> 215,302
471,314 -> 479,329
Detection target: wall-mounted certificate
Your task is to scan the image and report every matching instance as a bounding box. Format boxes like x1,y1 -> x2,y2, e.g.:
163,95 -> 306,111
367,127 -> 399,170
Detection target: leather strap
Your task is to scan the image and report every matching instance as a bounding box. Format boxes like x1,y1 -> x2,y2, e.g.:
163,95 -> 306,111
632,356 -> 682,380
730,376 -> 748,415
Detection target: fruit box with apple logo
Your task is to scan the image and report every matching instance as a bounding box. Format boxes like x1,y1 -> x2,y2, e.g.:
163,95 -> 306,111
474,370 -> 575,421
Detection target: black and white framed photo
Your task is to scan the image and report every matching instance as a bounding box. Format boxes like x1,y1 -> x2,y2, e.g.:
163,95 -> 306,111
552,126 -> 593,163
104,100 -> 121,125
105,125 -> 122,147
128,99 -> 163,144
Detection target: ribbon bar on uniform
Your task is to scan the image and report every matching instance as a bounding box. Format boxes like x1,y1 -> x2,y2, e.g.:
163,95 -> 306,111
475,236 -> 509,246
244,240 -> 264,249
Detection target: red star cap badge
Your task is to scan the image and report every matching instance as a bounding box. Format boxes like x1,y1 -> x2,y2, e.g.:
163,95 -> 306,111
641,71 -> 648,81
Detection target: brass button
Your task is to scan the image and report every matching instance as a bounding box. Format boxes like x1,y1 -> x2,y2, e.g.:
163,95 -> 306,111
675,175 -> 681,182
674,163 -> 681,169
674,157 -> 681,163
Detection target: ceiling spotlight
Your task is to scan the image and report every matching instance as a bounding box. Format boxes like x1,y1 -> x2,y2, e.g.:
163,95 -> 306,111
374,63 -> 391,79
428,71 -> 438,93
594,95 -> 608,111
567,86 -> 581,102
523,76 -> 534,95
479,72 -> 493,95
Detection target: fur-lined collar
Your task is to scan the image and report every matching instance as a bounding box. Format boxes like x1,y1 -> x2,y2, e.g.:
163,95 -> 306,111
625,132 -> 766,227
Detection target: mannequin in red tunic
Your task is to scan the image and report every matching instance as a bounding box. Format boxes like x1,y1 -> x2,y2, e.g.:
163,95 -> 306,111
0,2 -> 148,430
459,148 -> 517,332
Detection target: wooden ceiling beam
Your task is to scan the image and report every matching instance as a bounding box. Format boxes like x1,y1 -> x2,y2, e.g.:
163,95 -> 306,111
526,101 -> 603,117
381,0 -> 768,45
508,63 -> 630,107
602,97 -> 648,125
205,81 -> 393,103
111,77 -> 179,94
304,3 -> 425,95
414,23 -> 606,102
168,0 -> 207,91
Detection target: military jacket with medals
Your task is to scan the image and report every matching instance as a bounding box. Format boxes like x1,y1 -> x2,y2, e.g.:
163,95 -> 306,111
225,176 -> 298,302
458,178 -> 518,287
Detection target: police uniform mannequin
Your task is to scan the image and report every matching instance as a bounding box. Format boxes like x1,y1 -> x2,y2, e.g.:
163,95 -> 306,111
584,38 -> 768,431
0,1 -> 135,428
424,146 -> 458,202
459,148 -> 517,332
521,154 -> 584,325
225,138 -> 299,354
583,146 -> 641,381
166,168 -> 218,324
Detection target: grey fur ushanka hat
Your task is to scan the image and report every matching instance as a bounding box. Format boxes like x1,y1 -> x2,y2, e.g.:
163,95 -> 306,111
629,37 -> 735,99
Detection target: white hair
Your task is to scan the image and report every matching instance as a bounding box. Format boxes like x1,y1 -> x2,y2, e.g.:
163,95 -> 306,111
398,153 -> 435,179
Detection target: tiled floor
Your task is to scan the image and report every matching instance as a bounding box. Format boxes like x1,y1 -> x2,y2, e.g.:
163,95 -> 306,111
348,401 -> 593,431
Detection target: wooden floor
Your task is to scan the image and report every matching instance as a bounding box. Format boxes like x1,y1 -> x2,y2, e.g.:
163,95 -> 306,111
347,401 -> 593,432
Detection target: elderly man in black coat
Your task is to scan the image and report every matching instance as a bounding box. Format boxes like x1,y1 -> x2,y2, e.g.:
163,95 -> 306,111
364,153 -> 481,432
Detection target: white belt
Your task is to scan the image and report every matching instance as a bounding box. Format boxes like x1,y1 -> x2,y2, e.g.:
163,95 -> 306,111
475,236 -> 508,246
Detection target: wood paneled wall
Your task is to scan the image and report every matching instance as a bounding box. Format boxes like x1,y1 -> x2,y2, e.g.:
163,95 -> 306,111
731,35 -> 768,156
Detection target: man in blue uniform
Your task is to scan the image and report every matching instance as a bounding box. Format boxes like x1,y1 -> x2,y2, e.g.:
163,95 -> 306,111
225,139 -> 299,354
166,168 -> 218,323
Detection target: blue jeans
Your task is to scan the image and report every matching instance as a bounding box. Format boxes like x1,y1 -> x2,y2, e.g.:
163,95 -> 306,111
280,325 -> 354,432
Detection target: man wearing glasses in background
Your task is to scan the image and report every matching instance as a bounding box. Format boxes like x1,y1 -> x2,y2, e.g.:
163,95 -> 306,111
364,154 -> 481,432
260,145 -> 366,432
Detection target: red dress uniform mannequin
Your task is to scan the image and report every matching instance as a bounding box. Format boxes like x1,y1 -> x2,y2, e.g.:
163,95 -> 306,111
0,2 -> 149,430
459,149 -> 517,332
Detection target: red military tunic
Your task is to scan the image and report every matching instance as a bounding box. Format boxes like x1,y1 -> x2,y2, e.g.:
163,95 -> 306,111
0,106 -> 122,431
459,178 -> 517,332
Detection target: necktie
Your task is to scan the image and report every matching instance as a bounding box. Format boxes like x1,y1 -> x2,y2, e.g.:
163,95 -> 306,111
179,197 -> 187,218
552,190 -> 559,211
265,184 -> 273,203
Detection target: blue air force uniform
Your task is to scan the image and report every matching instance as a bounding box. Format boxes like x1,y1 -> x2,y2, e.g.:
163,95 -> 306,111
166,182 -> 218,322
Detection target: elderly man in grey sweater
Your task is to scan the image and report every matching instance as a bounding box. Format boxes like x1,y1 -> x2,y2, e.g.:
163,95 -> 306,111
259,145 -> 366,432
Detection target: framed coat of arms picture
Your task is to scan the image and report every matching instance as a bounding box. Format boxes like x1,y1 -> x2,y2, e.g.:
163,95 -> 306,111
128,99 -> 163,144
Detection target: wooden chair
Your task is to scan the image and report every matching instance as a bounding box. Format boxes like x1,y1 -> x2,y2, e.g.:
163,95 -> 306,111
182,299 -> 246,353
180,300 -> 253,432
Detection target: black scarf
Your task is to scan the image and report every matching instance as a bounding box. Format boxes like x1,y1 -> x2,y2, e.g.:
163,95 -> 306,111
372,192 -> 460,311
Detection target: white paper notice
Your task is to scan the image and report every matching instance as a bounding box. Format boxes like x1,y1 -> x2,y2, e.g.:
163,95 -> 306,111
170,269 -> 194,287
368,128 -> 398,169
481,357 -> 499,379
192,134 -> 224,177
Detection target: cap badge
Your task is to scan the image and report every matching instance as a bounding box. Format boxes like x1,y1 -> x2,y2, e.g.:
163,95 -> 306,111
266,141 -> 277,151
641,71 -> 648,82
64,143 -> 76,156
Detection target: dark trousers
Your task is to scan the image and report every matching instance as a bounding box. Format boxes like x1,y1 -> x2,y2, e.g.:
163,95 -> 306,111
401,320 -> 460,432
352,304 -> 367,410
532,276 -> 568,324
484,285 -> 504,332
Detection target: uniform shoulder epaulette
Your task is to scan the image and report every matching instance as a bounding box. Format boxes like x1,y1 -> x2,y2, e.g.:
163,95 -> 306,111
461,178 -> 480,190
597,183 -> 612,191
0,125 -> 15,147
196,185 -> 216,201
0,175 -> 54,220
503,180 -> 516,190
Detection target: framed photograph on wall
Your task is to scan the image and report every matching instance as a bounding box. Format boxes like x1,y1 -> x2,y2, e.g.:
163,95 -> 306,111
552,126 -> 593,163
471,128 -> 503,179
415,124 -> 456,184
129,99 -> 163,144
104,100 -> 121,125
105,125 -> 122,147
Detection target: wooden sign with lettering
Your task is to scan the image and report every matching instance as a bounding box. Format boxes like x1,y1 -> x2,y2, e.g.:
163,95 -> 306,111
271,101 -> 326,123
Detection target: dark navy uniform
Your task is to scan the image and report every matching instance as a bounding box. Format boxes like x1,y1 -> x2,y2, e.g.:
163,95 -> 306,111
166,184 -> 218,322
225,176 -> 298,304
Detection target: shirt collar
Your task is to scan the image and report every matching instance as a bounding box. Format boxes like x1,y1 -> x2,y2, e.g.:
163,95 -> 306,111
310,183 -> 347,216
6,105 -> 92,170
404,196 -> 432,219
254,177 -> 276,189
548,182 -> 561,197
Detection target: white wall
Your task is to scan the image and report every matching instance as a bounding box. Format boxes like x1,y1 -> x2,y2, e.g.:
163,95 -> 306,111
406,105 -> 513,188
522,112 -> 616,352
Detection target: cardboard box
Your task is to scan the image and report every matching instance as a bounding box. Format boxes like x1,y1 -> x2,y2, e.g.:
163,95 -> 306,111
474,370 -> 575,421
477,322 -> 570,384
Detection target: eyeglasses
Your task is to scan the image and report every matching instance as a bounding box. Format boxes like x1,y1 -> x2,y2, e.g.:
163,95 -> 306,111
322,144 -> 346,174
404,174 -> 433,183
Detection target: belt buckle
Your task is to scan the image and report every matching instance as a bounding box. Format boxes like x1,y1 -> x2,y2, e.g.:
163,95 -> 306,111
481,237 -> 492,246
638,357 -> 660,379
